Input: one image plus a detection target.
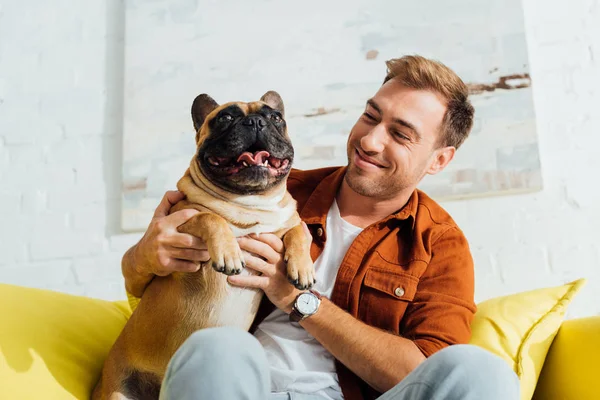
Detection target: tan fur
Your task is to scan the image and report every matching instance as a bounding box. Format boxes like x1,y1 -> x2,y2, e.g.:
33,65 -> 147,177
93,98 -> 314,399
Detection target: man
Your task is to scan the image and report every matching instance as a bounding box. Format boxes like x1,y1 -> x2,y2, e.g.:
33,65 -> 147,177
123,55 -> 520,399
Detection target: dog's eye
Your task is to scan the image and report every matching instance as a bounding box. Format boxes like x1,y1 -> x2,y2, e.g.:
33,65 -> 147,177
218,114 -> 233,123
270,114 -> 281,123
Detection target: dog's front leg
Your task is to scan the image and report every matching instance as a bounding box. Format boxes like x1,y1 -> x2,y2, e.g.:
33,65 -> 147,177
283,224 -> 316,290
177,212 -> 245,275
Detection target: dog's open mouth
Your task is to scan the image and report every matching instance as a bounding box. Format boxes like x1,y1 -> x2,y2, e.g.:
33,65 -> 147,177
206,150 -> 290,176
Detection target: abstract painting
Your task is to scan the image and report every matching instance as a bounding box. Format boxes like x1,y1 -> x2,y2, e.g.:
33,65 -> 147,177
121,0 -> 541,231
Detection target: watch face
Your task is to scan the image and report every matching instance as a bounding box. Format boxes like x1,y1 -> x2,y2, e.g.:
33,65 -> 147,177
296,292 -> 319,315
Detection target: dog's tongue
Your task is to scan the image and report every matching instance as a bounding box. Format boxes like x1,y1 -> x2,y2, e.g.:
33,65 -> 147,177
237,150 -> 270,165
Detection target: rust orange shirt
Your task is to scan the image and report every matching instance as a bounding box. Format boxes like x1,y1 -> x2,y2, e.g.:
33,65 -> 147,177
250,166 -> 476,400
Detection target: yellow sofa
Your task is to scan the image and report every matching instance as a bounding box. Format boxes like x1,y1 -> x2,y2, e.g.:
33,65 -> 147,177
0,279 -> 598,400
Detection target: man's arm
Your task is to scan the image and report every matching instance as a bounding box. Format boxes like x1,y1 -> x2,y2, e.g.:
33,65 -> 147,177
122,245 -> 153,298
229,224 -> 475,393
229,231 -> 423,392
300,298 -> 425,393
303,227 -> 476,392
122,191 -> 210,300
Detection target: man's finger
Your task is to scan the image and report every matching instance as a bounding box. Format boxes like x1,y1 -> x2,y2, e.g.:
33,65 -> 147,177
170,248 -> 210,263
251,233 -> 284,254
243,254 -> 276,276
165,208 -> 200,228
237,237 -> 280,265
168,233 -> 207,250
227,275 -> 269,290
153,191 -> 186,218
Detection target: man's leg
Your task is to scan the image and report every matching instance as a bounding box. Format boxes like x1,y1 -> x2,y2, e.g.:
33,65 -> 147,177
159,326 -> 270,400
378,344 -> 520,400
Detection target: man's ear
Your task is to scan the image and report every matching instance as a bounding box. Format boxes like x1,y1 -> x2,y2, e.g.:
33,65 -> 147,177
191,94 -> 219,131
260,90 -> 285,117
427,146 -> 456,175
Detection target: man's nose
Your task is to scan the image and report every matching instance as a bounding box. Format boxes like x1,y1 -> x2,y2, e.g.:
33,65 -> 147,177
360,125 -> 386,153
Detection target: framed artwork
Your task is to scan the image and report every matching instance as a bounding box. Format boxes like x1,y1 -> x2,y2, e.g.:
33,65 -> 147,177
121,0 -> 541,231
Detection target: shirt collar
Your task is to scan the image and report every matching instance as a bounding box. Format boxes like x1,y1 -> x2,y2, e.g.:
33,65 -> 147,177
299,166 -> 347,226
388,189 -> 418,229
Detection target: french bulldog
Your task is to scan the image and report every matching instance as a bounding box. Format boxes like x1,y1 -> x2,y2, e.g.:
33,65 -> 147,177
93,90 -> 315,399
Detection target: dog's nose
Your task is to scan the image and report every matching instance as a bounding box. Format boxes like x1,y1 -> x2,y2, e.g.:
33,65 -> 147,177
242,115 -> 267,128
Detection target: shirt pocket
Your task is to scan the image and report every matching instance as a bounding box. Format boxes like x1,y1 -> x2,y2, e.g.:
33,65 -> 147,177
358,261 -> 420,332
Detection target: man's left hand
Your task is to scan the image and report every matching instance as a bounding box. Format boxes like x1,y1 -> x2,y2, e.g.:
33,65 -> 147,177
227,233 -> 304,313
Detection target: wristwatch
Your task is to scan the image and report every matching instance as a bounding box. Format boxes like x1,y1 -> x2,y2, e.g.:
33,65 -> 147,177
289,290 -> 322,323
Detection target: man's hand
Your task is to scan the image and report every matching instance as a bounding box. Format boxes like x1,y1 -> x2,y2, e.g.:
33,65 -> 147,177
227,222 -> 313,313
123,190 -> 210,297
134,190 -> 210,276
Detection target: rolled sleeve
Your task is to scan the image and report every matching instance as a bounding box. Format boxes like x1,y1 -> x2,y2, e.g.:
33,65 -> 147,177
402,226 -> 476,357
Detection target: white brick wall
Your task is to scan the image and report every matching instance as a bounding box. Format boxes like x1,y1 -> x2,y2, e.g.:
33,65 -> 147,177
0,0 -> 142,299
0,0 -> 598,319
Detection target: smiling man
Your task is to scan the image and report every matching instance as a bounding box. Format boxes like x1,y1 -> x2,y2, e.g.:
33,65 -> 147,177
123,55 -> 520,400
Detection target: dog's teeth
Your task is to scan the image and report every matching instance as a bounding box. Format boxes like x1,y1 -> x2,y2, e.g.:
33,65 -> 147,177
242,161 -> 248,167
263,160 -> 269,167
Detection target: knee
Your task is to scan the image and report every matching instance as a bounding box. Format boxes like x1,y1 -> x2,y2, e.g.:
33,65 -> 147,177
170,327 -> 266,371
431,344 -> 513,377
430,344 -> 519,395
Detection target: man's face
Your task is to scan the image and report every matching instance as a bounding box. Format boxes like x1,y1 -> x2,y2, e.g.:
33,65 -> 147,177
345,79 -> 451,199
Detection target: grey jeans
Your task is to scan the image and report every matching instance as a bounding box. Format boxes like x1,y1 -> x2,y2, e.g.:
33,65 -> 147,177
159,327 -> 520,400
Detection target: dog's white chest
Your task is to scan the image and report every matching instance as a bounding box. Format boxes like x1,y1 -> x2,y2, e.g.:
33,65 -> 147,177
209,269 -> 264,329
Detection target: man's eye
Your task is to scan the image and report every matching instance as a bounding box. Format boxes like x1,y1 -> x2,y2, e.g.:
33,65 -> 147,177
363,113 -> 376,121
218,114 -> 233,123
392,131 -> 409,140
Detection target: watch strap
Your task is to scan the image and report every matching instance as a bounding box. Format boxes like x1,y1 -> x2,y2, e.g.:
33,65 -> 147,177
289,307 -> 305,323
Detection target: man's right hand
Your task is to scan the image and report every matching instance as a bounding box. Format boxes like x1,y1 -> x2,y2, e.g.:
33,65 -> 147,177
124,190 -> 210,297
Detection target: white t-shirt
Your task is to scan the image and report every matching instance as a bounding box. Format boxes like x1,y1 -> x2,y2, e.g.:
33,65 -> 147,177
253,199 -> 363,399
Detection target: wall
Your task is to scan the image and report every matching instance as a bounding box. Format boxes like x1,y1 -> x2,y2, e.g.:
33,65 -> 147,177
0,0 -> 598,318
0,0 -> 137,300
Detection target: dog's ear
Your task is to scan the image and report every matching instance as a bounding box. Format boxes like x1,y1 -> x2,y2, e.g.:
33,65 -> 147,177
260,90 -> 285,118
191,94 -> 219,131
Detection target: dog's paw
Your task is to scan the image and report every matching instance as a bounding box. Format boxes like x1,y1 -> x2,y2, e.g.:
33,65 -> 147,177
209,239 -> 245,276
284,248 -> 315,290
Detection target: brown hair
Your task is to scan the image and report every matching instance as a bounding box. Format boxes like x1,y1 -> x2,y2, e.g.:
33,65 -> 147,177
383,55 -> 474,149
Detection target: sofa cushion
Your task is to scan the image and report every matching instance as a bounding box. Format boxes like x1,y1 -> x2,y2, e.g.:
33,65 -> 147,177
0,283 -> 131,399
469,279 -> 586,400
533,316 -> 600,400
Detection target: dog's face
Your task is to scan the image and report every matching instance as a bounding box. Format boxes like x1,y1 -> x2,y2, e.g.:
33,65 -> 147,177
191,91 -> 294,195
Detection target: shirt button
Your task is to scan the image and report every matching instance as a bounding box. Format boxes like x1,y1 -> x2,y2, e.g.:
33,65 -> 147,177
394,287 -> 405,297
316,227 -> 324,237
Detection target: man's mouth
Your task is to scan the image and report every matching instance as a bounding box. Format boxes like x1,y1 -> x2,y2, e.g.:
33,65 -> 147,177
206,150 -> 291,175
354,148 -> 385,169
